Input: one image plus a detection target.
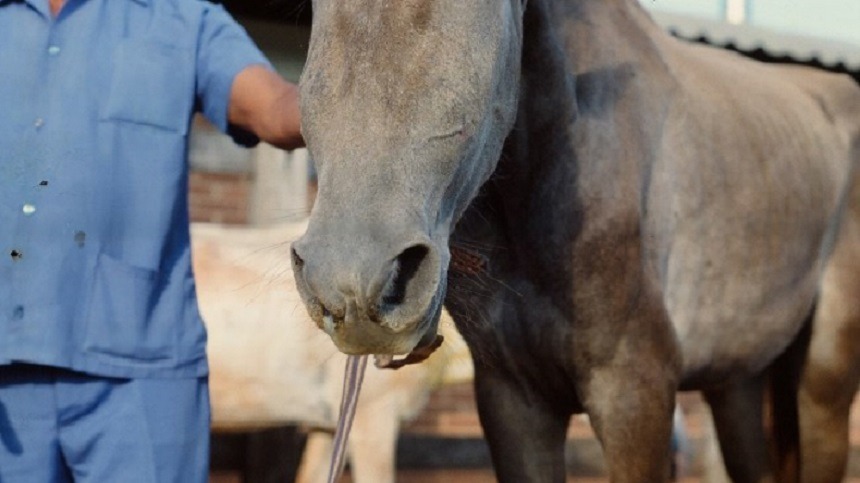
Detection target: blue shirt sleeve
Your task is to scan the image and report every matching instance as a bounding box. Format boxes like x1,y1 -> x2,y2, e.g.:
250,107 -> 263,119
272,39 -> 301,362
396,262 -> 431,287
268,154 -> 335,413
196,4 -> 272,147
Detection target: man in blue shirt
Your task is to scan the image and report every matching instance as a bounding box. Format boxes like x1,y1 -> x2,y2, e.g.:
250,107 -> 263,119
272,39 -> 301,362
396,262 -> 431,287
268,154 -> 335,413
0,0 -> 304,480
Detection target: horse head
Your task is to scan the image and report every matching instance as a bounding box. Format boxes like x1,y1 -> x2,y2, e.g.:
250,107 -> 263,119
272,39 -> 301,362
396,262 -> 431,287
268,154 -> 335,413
291,0 -> 525,357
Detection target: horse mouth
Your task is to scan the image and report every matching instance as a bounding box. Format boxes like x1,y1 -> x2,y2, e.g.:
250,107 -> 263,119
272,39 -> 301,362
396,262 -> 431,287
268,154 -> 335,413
292,226 -> 451,365
318,274 -> 447,360
373,332 -> 445,369
372,291 -> 446,369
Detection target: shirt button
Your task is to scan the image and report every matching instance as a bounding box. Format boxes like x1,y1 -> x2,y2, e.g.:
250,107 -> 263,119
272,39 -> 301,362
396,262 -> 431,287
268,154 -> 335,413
12,306 -> 24,321
10,249 -> 23,261
34,118 -> 45,129
22,203 -> 36,216
48,45 -> 61,56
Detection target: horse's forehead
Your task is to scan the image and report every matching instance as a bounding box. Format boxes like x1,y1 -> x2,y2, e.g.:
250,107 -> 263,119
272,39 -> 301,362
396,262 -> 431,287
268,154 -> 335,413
317,0 -> 502,38
305,1 -> 515,105
303,0 -> 522,145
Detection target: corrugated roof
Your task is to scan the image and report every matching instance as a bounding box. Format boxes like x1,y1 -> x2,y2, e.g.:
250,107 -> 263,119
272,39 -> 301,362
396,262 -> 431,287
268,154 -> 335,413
651,11 -> 860,74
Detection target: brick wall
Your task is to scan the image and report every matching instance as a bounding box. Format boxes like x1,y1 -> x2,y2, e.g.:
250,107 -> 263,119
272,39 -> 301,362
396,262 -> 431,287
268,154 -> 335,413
189,171 -> 252,225
408,383 -> 860,443
404,383 -> 482,437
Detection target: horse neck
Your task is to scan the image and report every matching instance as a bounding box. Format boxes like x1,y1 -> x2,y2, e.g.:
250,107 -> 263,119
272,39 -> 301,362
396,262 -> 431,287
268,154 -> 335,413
502,0 -> 669,163
525,0 -> 666,91
489,0 -> 671,226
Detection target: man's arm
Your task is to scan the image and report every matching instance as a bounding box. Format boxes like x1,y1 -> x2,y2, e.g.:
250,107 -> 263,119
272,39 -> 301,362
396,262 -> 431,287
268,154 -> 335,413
228,65 -> 304,151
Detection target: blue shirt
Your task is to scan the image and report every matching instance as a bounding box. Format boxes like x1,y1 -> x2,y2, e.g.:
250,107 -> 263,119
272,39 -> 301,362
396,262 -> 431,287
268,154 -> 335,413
0,0 -> 269,377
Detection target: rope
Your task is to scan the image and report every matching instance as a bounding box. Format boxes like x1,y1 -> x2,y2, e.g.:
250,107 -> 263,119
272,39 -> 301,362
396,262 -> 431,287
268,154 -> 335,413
326,354 -> 369,483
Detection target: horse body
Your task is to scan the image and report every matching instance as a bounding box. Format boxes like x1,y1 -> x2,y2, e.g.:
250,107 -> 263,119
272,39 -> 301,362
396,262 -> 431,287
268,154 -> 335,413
653,34 -> 853,384
292,0 -> 860,481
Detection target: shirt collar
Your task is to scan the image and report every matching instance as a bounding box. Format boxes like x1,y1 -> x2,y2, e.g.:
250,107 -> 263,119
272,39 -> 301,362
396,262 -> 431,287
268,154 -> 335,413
0,0 -> 151,14
4,0 -> 50,18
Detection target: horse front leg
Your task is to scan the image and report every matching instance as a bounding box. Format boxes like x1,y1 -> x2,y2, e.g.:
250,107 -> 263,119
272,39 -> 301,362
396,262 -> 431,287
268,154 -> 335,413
473,365 -> 571,483
580,361 -> 677,482
575,303 -> 681,483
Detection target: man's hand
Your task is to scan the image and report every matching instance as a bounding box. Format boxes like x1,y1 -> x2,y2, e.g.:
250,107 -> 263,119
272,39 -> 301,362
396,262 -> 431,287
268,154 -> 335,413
228,65 -> 304,151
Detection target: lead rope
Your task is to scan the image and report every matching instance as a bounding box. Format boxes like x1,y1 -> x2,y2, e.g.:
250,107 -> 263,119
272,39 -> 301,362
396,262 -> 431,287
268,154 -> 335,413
326,354 -> 369,483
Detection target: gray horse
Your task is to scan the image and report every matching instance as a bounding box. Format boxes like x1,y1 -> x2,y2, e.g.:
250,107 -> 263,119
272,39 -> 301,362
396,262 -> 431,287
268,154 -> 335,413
290,0 -> 860,481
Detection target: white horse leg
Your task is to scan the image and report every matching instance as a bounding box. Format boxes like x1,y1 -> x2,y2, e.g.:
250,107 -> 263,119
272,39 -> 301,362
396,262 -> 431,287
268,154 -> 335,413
346,400 -> 401,483
296,430 -> 335,483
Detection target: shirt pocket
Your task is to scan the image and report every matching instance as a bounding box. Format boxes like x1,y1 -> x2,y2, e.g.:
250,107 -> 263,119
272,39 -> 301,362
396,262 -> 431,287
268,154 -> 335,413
101,39 -> 195,135
83,253 -> 180,362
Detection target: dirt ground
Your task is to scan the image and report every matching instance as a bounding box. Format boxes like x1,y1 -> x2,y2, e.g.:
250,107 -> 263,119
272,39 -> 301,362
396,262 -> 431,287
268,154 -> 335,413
209,388 -> 860,483
210,470 -> 704,483
211,471 -> 860,483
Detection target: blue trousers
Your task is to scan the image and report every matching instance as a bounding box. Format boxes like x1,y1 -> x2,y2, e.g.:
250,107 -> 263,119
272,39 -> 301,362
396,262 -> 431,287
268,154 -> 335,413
0,364 -> 209,483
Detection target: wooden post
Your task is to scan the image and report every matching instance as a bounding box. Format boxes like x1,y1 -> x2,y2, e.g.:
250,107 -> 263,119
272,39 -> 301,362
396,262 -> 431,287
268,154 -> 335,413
249,145 -> 309,225
725,0 -> 747,25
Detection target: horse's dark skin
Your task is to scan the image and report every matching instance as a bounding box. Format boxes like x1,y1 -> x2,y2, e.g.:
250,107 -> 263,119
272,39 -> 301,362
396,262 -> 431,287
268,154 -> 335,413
291,0 -> 860,481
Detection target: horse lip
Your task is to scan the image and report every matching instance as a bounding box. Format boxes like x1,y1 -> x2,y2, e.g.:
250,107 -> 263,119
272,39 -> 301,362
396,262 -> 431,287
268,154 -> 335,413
323,289 -> 441,355
374,282 -> 446,369
320,260 -> 447,356
374,333 -> 445,369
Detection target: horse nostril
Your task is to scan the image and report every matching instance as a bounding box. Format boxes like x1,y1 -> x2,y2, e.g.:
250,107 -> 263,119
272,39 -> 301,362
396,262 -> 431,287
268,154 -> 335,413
291,247 -> 304,269
381,244 -> 430,307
